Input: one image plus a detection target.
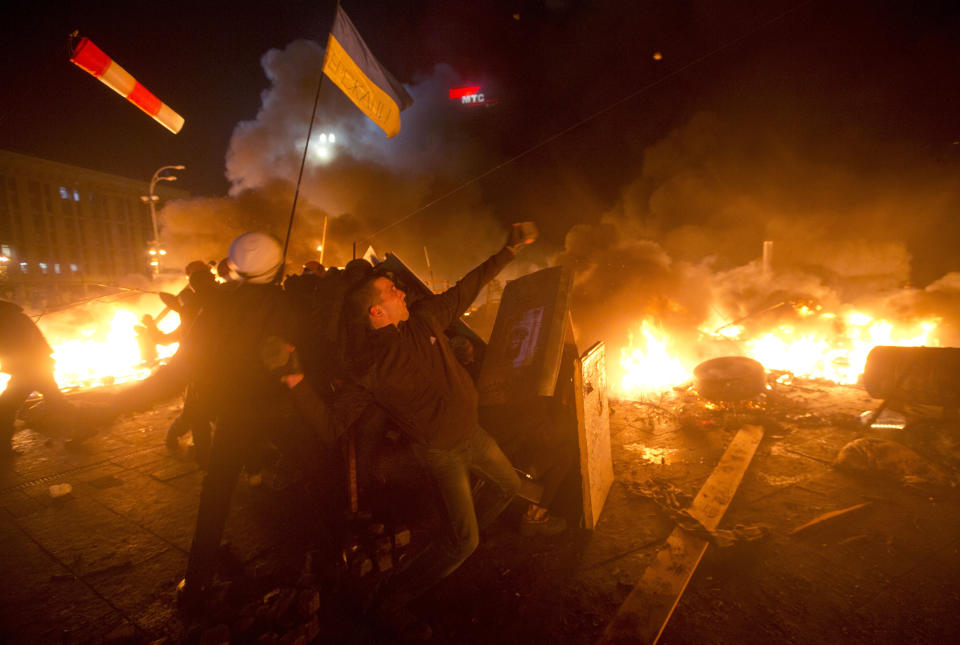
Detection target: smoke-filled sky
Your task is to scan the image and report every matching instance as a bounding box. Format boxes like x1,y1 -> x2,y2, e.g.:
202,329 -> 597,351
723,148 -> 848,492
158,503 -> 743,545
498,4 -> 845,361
4,0 -> 960,349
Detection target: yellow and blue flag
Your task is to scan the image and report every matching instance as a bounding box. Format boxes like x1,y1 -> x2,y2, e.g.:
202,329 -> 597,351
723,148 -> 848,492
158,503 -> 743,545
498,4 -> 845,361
322,6 -> 414,138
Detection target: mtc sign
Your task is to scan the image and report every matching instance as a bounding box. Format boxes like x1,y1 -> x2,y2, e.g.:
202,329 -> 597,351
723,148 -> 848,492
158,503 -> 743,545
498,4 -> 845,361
449,86 -> 494,106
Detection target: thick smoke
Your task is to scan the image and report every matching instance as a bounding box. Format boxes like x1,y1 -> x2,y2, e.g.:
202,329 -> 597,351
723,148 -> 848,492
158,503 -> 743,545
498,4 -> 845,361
159,40 -> 507,280
560,110 -> 960,362
153,35 -> 960,368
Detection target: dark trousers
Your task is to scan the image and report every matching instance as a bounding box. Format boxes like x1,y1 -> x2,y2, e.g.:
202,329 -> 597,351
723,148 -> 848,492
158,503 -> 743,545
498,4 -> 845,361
168,385 -> 212,464
183,417 -> 255,589
379,426 -> 520,612
1,369 -> 63,448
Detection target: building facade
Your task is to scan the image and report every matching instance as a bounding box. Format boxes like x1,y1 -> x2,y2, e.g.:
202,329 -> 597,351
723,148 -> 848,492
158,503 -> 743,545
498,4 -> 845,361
0,150 -> 186,308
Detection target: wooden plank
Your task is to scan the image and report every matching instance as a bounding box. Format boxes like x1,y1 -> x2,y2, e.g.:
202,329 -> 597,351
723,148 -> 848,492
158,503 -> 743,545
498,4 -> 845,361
577,341 -> 614,530
599,424 -> 764,645
788,502 -> 872,536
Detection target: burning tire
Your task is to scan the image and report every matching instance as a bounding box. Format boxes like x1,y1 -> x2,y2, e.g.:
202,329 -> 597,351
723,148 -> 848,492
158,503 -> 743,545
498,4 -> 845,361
693,356 -> 766,401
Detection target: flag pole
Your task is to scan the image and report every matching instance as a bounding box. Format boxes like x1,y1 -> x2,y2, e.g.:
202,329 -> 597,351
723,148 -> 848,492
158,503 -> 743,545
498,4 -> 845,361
278,0 -> 342,282
319,215 -> 329,264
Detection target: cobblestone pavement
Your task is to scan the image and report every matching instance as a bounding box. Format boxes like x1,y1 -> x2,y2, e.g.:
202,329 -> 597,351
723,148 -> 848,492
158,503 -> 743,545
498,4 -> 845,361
2,384 -> 960,644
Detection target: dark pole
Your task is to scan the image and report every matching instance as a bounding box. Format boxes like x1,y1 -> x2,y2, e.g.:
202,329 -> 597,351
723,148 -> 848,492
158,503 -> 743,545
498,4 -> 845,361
278,0 -> 341,282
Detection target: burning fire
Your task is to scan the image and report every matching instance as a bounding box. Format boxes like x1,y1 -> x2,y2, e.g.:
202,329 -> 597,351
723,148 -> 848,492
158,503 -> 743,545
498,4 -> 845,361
617,303 -> 940,398
619,320 -> 691,394
0,306 -> 180,395
46,309 -> 180,391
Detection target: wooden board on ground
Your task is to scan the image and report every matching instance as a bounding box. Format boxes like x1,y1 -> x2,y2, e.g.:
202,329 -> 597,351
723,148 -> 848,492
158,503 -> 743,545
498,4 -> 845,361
599,424 -> 764,645
575,341 -> 613,530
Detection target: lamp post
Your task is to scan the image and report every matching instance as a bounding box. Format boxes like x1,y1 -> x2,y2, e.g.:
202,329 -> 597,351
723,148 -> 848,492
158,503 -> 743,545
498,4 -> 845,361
141,164 -> 185,275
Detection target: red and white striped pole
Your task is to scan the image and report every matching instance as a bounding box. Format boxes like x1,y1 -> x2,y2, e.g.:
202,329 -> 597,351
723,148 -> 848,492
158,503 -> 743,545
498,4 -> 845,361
69,36 -> 184,134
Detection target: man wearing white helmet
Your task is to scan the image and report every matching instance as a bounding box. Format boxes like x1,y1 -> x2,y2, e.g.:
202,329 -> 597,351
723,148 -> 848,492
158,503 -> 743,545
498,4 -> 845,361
104,231 -> 304,612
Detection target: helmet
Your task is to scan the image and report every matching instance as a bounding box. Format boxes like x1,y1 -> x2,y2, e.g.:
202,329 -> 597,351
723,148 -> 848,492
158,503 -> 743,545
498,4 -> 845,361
185,260 -> 208,276
228,232 -> 283,284
343,258 -> 373,285
216,257 -> 236,281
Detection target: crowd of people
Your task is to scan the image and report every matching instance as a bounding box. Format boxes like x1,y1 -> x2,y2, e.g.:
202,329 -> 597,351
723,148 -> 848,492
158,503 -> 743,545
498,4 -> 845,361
0,223 -> 575,640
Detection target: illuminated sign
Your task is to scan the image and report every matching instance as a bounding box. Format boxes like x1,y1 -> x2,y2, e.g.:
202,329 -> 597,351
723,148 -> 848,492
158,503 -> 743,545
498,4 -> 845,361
449,85 -> 497,106
449,86 -> 481,99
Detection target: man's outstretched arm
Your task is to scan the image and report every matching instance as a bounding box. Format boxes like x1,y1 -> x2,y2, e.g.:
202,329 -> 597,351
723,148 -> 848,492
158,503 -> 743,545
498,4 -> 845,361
417,223 -> 537,330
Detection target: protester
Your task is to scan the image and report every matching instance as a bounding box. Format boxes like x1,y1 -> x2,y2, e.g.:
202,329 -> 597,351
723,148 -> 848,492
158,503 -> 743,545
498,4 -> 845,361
97,232 -> 305,612
134,314 -> 161,364
303,260 -> 325,277
343,223 -> 537,639
0,299 -> 67,457
164,261 -> 220,464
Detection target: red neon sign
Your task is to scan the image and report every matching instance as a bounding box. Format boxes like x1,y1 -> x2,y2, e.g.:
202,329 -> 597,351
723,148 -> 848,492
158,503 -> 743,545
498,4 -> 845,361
449,86 -> 481,100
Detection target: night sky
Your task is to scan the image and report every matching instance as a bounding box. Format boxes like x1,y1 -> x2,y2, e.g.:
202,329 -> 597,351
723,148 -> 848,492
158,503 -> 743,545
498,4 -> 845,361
3,1 -> 960,301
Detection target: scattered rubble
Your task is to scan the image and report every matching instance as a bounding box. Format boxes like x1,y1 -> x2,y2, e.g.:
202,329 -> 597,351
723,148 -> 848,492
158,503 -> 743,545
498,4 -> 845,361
834,437 -> 956,488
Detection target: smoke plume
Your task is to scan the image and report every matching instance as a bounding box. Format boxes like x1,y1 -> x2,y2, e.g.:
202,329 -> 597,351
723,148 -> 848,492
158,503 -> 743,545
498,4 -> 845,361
560,109 -> 960,360
160,40 -> 508,281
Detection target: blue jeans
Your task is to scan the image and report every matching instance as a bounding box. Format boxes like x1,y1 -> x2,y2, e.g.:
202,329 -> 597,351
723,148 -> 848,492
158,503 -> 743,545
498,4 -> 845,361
380,426 -> 520,612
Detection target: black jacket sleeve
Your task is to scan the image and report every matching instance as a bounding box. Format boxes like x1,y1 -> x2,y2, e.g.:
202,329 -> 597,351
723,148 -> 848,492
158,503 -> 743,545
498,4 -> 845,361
414,246 -> 514,330
288,381 -> 337,445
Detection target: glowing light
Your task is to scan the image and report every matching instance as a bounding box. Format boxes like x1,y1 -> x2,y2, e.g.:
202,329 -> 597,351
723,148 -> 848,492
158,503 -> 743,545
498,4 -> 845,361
716,324 -> 743,339
449,86 -> 482,99
741,307 -> 939,384
0,303 -> 185,396
307,132 -> 338,164
45,309 -> 180,391
615,302 -> 941,400
618,320 -> 691,396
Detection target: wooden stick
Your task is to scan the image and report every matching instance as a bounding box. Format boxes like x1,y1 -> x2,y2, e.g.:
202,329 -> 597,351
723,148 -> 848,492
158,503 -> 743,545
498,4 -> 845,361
788,502 -> 872,536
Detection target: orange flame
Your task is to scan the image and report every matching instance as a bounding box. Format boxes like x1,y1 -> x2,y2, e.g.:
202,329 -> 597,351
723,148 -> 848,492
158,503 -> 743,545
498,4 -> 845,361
619,320 -> 692,396
47,309 -> 180,391
617,304 -> 940,398
0,307 -> 180,395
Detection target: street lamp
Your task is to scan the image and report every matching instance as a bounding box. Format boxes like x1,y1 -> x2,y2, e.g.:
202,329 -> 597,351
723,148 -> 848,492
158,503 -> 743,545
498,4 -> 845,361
141,164 -> 185,275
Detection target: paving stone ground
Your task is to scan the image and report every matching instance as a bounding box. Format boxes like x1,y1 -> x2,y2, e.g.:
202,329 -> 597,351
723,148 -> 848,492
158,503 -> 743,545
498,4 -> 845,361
1,384 -> 959,643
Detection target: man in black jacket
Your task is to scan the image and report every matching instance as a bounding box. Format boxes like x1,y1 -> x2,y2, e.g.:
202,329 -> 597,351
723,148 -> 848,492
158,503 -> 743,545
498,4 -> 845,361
345,224 -> 537,638
0,299 -> 66,456
103,232 -> 307,611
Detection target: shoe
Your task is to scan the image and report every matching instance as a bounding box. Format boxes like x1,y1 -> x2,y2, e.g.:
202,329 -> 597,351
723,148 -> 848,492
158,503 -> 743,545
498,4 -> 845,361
520,513 -> 567,537
379,606 -> 433,642
165,417 -> 186,454
175,578 -> 207,618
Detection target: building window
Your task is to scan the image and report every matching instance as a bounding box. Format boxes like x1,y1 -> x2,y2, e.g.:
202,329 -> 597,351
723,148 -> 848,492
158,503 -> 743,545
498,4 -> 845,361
19,262 -> 28,273
38,262 -> 48,274
73,189 -> 80,202
60,186 -> 70,200
70,263 -> 79,273
54,263 -> 61,274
